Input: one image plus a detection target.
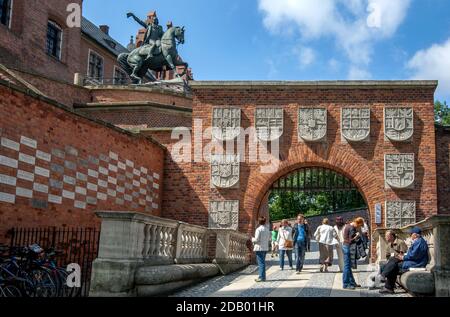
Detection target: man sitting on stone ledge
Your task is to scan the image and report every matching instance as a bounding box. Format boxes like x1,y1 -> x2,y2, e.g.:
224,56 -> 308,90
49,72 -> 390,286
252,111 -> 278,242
385,230 -> 408,261
379,227 -> 429,294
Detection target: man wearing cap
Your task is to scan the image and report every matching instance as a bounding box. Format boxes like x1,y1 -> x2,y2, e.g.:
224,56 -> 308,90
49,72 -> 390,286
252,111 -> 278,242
379,227 -> 429,294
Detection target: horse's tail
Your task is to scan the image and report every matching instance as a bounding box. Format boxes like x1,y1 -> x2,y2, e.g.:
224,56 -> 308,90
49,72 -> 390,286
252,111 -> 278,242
117,53 -> 133,76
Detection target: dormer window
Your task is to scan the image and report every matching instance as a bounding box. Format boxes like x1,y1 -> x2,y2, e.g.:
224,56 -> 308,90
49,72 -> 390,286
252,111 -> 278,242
105,39 -> 116,50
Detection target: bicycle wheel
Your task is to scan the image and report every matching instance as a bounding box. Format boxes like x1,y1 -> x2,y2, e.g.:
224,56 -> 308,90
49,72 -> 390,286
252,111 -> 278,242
0,284 -> 22,297
30,269 -> 58,297
55,269 -> 71,297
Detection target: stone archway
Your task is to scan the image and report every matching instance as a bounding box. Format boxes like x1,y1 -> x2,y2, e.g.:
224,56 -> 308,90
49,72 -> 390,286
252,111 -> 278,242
244,145 -> 385,259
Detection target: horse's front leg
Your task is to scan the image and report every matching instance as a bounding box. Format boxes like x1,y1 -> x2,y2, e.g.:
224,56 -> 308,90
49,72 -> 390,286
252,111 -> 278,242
165,55 -> 180,78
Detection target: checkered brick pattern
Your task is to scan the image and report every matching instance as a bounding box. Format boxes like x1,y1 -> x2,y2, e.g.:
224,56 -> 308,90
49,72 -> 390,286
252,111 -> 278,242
0,135 -> 160,211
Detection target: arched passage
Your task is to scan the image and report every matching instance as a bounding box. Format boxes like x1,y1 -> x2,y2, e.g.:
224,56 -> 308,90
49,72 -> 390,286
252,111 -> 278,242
243,145 -> 385,259
266,166 -> 367,221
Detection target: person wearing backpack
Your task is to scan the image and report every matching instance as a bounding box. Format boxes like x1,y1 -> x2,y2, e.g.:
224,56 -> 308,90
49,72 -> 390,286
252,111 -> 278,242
292,214 -> 307,274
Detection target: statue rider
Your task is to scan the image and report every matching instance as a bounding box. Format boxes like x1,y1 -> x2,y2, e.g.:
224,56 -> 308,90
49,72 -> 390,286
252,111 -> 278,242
126,11 -> 164,81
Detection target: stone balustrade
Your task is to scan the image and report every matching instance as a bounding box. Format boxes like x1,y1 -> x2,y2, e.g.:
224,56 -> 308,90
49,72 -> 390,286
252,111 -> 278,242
174,223 -> 208,264
90,211 -> 250,296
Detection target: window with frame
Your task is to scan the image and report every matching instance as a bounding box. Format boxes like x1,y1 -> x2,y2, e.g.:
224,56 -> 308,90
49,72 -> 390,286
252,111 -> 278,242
46,20 -> 62,59
0,0 -> 12,27
114,67 -> 128,85
88,51 -> 104,81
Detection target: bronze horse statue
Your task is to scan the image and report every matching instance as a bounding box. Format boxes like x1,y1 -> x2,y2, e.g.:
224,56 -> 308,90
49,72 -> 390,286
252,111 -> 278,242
118,26 -> 188,83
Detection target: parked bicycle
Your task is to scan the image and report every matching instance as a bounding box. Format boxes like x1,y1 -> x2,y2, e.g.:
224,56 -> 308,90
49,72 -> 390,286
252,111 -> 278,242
0,244 -> 75,297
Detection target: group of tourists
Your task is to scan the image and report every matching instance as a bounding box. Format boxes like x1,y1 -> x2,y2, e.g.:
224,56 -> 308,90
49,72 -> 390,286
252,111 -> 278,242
251,213 -> 429,293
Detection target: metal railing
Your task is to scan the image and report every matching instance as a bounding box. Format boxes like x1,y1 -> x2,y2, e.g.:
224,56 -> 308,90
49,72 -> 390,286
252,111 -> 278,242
8,227 -> 100,297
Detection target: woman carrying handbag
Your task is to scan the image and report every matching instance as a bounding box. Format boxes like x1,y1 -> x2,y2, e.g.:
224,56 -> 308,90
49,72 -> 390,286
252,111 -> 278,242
251,216 -> 272,282
276,219 -> 294,270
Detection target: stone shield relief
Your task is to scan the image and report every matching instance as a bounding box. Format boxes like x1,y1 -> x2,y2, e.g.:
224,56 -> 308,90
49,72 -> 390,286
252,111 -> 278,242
385,154 -> 415,189
209,200 -> 239,230
212,107 -> 241,141
341,108 -> 370,141
255,108 -> 283,141
210,154 -> 240,188
298,108 -> 327,142
384,108 -> 414,141
385,201 -> 416,228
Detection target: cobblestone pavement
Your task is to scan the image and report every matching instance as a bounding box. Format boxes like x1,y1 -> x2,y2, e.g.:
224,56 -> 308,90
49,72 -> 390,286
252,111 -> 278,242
171,241 -> 410,298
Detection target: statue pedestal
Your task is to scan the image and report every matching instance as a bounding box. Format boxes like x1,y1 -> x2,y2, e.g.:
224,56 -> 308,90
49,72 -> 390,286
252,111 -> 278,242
137,78 -> 191,94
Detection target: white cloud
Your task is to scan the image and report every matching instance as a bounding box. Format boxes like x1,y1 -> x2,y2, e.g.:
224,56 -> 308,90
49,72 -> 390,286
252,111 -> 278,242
328,58 -> 341,72
258,0 -> 411,76
266,59 -> 279,79
407,38 -> 450,96
293,46 -> 316,68
348,66 -> 372,80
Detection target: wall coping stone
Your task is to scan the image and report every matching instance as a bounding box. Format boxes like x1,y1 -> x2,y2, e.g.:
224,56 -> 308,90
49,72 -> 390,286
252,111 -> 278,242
74,101 -> 192,113
189,80 -> 438,90
87,85 -> 193,99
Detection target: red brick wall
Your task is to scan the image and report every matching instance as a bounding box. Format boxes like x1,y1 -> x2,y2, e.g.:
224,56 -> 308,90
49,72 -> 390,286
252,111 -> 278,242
0,83 -> 164,242
436,127 -> 450,214
158,85 -> 438,260
0,0 -> 82,83
76,107 -> 192,130
10,69 -> 91,107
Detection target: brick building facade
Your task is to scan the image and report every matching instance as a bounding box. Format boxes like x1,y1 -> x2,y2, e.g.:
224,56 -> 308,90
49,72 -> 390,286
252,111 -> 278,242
0,78 -> 164,242
0,0 -> 83,83
150,81 -> 441,258
0,0 -> 191,97
436,126 -> 450,214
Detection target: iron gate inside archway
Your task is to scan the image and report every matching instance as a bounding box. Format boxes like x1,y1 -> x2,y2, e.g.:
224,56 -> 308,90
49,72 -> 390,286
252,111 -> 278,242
268,167 -> 367,220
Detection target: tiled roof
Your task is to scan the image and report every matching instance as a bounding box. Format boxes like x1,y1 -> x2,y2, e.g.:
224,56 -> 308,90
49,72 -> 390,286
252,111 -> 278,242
81,17 -> 129,57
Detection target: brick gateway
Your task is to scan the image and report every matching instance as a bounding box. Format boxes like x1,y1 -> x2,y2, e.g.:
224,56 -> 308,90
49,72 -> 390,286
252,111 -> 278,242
156,81 -> 439,259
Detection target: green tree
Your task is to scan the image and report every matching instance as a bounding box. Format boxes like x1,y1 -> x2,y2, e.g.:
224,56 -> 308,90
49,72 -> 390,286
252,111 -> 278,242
435,100 -> 450,126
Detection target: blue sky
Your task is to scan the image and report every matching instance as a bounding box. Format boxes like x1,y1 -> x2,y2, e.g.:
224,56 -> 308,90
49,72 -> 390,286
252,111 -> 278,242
83,0 -> 450,101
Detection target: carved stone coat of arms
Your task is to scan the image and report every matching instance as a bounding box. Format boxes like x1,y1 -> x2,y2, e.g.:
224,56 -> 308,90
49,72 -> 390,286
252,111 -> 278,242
209,200 -> 239,230
298,108 -> 327,142
341,108 -> 370,141
384,108 -> 414,141
212,107 -> 241,141
255,108 -> 283,141
211,154 -> 240,188
386,201 -> 416,228
385,154 -> 415,188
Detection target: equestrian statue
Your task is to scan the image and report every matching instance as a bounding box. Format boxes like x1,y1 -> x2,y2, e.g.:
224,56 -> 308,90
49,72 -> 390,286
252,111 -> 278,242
118,11 -> 189,84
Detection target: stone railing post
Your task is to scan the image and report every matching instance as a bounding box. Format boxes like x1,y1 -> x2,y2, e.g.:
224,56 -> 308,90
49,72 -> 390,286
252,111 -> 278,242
90,211 -> 180,296
90,211 -> 150,296
210,229 -> 250,274
428,216 -> 450,297
213,230 -> 231,262
74,73 -> 84,86
372,229 -> 389,263
96,211 -> 146,260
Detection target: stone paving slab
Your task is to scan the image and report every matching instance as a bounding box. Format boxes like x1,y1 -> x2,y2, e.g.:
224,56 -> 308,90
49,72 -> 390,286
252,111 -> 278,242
170,241 -> 411,298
